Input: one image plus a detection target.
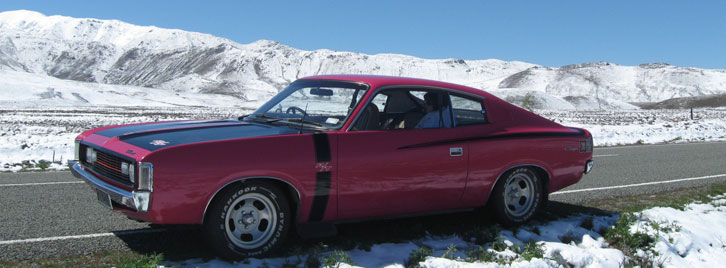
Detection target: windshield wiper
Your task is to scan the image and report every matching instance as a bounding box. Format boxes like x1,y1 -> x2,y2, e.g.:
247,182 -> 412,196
242,114 -> 282,123
281,117 -> 323,127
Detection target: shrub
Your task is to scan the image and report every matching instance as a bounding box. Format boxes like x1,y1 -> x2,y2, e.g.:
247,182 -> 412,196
518,241 -> 544,261
466,247 -> 498,263
440,244 -> 457,260
490,240 -> 508,252
404,246 -> 433,268
462,225 -> 502,246
604,213 -> 658,266
321,250 -> 354,268
304,245 -> 323,268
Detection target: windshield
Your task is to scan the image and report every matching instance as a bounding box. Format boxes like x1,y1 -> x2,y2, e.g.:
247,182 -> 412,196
247,80 -> 369,130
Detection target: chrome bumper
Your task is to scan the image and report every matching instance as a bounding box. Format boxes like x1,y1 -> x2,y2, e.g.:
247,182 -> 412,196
69,160 -> 150,212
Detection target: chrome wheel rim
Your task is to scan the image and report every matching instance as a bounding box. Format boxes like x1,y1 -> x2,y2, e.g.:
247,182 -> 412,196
224,193 -> 277,249
504,172 -> 536,217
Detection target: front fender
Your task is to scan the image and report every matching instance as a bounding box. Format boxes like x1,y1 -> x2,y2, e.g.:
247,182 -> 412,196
137,134 -> 319,224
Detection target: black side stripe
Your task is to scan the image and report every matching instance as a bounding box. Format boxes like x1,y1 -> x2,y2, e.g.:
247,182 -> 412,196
398,130 -> 586,150
309,133 -> 332,222
308,171 -> 331,221
312,133 -> 331,162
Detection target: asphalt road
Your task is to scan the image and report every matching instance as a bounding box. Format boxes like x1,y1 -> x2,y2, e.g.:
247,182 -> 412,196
1,142 -> 725,261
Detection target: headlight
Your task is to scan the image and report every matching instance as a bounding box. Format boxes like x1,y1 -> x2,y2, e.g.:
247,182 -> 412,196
138,162 -> 153,192
121,162 -> 129,175
121,162 -> 136,182
86,147 -> 97,164
129,165 -> 135,183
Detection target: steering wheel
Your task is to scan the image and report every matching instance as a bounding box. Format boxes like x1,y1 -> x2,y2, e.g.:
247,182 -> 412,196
286,106 -> 307,116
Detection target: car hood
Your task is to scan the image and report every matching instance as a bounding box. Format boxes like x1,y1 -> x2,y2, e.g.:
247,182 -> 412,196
91,119 -> 299,152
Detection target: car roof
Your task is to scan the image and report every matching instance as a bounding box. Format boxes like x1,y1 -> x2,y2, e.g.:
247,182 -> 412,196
299,74 -> 495,98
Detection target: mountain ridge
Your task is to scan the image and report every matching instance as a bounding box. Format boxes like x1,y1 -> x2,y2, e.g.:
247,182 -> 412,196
2,10 -> 725,110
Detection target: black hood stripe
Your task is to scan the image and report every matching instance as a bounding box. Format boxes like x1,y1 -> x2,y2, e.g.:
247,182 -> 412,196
119,123 -> 247,141
95,120 -> 231,138
99,120 -> 299,151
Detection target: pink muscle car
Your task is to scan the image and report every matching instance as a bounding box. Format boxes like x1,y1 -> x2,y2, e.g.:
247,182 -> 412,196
70,75 -> 594,259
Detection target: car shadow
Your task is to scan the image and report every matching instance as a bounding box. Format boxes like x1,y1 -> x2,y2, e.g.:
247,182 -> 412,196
113,225 -> 216,261
114,201 -> 616,262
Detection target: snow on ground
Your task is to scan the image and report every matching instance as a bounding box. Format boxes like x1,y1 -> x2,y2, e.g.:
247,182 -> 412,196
169,196 -> 726,267
2,107 -> 726,171
0,107 -> 245,171
542,109 -> 726,146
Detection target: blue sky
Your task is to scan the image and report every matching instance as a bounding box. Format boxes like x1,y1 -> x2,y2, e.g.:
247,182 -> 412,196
2,0 -> 725,69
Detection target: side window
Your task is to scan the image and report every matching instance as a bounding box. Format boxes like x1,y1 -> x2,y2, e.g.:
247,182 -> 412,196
352,89 -> 460,131
371,93 -> 388,112
414,90 -> 454,129
451,94 -> 488,126
351,93 -> 387,131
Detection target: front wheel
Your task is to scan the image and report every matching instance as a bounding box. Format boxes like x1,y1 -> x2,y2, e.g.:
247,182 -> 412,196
203,181 -> 291,260
489,167 -> 543,226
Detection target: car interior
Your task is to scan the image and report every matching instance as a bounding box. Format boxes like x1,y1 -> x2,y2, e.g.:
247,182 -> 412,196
352,88 -> 489,131
353,89 -> 446,131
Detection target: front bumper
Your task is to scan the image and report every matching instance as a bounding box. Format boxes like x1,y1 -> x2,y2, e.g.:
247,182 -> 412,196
69,160 -> 151,212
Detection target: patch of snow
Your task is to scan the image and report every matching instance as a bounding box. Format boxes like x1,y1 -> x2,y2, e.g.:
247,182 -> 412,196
541,109 -> 726,146
638,202 -> 726,267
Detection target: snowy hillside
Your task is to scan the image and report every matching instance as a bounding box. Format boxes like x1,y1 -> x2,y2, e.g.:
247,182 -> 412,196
499,62 -> 726,108
1,10 -> 726,110
0,69 -> 253,108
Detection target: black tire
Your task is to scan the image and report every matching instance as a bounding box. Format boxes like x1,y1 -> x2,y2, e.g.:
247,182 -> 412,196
203,181 -> 291,260
489,167 -> 543,226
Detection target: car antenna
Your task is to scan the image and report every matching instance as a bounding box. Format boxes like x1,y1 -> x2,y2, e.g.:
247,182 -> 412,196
298,103 -> 309,134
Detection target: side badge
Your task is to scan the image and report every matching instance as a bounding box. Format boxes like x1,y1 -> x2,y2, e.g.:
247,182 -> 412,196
315,162 -> 332,172
150,140 -> 170,146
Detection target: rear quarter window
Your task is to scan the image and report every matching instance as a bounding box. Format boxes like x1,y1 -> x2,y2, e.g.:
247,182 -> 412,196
451,94 -> 488,126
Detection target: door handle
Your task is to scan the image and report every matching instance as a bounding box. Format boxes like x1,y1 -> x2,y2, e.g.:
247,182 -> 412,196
450,147 -> 463,157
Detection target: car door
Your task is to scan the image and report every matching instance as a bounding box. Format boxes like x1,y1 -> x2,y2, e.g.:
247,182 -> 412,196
335,88 -> 468,220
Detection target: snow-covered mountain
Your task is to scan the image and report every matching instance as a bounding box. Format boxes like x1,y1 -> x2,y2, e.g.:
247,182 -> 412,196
1,10 -> 726,110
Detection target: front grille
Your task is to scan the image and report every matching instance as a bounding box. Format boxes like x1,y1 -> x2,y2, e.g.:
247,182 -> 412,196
81,144 -> 135,187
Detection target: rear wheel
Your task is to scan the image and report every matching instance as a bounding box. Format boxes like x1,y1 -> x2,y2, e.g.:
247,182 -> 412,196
489,167 -> 543,226
203,181 -> 291,260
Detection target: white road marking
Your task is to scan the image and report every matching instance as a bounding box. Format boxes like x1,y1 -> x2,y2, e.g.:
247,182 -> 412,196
552,174 -> 726,195
0,181 -> 84,187
3,172 -> 725,246
0,229 -> 166,245
593,154 -> 619,158
596,141 -> 726,150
